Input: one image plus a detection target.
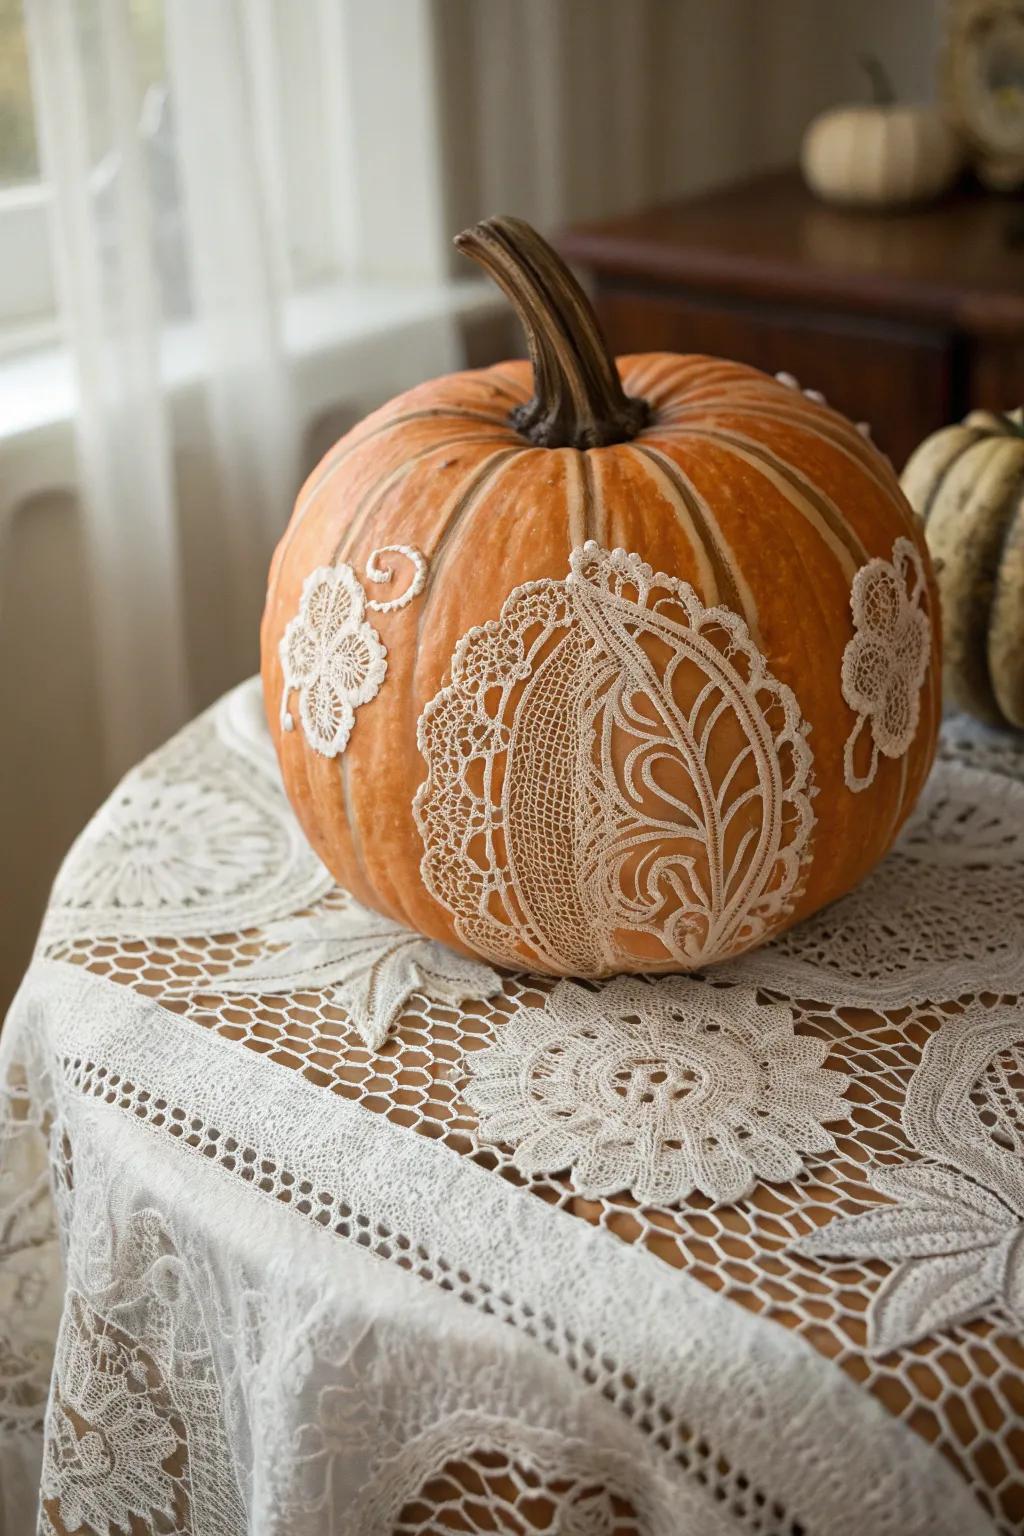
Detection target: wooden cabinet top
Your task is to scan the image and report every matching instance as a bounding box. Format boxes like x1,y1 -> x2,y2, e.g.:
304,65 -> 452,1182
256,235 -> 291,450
559,170 -> 1024,336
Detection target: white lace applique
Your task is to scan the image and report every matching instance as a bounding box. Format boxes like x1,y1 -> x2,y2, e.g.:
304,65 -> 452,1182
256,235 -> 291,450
794,1004 -> 1024,1353
182,896 -> 504,1051
774,370 -> 872,437
841,536 -> 930,791
793,1162 -> 1023,1353
45,702 -> 333,940
465,977 -> 849,1206
279,548 -> 426,756
43,1292 -> 179,1530
362,544 -> 428,613
774,370 -> 827,406
721,760 -> 1024,1007
415,541 -> 815,976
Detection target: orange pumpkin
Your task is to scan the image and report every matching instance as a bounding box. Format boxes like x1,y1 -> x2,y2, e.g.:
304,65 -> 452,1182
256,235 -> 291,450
262,217 -> 940,977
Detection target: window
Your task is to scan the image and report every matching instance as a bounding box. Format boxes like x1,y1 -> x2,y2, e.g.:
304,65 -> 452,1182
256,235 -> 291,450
0,0 -> 53,345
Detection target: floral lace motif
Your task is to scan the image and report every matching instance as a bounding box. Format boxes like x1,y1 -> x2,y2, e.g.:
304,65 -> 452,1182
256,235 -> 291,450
415,542 -> 815,976
841,536 -> 931,791
794,1003 -> 1024,1354
279,547 -> 426,756
42,1292 -> 179,1530
182,897 -> 504,1051
279,565 -> 389,755
33,1141 -> 247,1536
465,977 -> 849,1205
53,773 -> 276,914
44,700 -> 333,940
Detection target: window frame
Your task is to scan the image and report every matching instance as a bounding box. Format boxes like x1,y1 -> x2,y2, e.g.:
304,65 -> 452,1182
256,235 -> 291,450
0,180 -> 57,349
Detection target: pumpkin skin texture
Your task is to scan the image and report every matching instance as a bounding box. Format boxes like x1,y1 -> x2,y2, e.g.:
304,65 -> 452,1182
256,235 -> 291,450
262,219 -> 940,977
902,407 -> 1024,728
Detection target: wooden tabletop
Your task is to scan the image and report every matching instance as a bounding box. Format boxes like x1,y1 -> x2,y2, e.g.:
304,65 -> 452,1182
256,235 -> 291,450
559,169 -> 1024,336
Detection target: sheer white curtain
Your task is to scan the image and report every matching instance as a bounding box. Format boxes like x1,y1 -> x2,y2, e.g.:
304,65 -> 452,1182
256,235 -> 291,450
19,0 -> 850,783
24,0 -> 296,778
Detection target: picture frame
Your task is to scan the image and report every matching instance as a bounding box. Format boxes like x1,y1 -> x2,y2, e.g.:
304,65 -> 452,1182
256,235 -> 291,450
945,0 -> 1024,189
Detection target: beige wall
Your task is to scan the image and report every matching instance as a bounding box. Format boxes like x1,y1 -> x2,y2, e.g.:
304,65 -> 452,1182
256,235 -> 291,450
0,0 -> 944,1009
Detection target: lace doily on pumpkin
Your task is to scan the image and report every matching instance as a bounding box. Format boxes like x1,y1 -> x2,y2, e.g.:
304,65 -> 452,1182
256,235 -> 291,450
415,541 -> 814,975
841,536 -> 931,792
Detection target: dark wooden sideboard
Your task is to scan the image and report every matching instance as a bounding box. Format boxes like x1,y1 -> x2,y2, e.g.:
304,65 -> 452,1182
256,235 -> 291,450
559,169 -> 1024,468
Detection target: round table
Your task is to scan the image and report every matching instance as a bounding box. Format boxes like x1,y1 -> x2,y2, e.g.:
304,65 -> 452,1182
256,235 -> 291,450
2,679 -> 1023,1536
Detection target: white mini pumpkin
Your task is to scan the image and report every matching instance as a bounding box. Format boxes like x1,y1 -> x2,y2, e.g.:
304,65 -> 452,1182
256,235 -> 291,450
802,58 -> 963,208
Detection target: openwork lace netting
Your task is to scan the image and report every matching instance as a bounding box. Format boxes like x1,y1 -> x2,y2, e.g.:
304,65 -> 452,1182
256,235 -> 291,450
8,680 -> 1024,1535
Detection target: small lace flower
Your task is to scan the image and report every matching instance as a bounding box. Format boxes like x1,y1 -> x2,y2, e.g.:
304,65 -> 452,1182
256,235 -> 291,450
279,565 -> 388,757
841,536 -> 930,791
465,977 -> 849,1206
792,1161 -> 1024,1353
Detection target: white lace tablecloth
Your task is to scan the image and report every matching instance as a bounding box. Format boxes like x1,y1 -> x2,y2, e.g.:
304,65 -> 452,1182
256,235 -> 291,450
3,680 -> 1023,1536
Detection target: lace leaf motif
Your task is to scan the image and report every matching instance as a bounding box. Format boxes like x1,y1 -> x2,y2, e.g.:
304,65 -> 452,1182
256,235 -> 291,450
793,1163 -> 1024,1353
415,542 -> 815,976
188,898 -> 504,1052
793,1006 -> 1024,1353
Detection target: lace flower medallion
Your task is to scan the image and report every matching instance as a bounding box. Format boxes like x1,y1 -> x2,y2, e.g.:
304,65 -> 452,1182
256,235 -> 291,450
279,565 -> 389,756
279,547 -> 428,757
465,977 -> 850,1206
416,541 -> 815,975
51,774 -> 277,915
841,536 -> 931,791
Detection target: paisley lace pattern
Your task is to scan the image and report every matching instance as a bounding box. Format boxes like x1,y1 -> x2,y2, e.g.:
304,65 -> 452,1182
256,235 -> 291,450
841,536 -> 931,791
466,977 -> 849,1205
415,542 -> 815,976
3,681 -> 1023,1536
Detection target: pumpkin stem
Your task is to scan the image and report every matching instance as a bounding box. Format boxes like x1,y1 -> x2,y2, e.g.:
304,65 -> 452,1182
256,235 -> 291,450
859,54 -> 896,106
454,215 -> 650,450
